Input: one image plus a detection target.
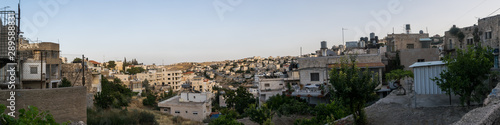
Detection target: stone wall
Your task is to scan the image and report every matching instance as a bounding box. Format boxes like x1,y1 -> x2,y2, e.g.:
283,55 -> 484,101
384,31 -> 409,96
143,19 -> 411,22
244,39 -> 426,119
454,83 -> 500,125
61,63 -> 93,92
400,48 -> 440,70
0,87 -> 87,123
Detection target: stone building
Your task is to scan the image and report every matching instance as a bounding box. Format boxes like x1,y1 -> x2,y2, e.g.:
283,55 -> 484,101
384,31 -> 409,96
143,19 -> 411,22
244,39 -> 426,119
293,54 -> 385,104
384,27 -> 441,70
443,14 -> 500,68
61,63 -> 97,92
190,76 -> 216,93
256,76 -> 285,103
136,69 -> 183,91
385,33 -> 430,52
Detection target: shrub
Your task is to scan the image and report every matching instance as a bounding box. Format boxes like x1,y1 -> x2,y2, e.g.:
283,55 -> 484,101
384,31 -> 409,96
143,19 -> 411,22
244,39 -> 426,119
87,108 -> 157,125
0,104 -> 66,125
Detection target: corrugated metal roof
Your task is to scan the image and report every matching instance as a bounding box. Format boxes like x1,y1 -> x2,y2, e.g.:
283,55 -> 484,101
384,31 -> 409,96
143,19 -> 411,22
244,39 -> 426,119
419,38 -> 432,41
409,61 -> 445,68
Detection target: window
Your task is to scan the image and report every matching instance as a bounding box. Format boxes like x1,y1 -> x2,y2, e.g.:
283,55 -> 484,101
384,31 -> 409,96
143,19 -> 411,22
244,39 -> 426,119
193,111 -> 198,115
449,39 -> 453,49
417,59 -> 425,62
467,38 -> 473,45
163,108 -> 168,111
264,83 -> 270,87
175,111 -> 180,114
421,41 -> 430,48
406,44 -> 414,49
30,66 -> 38,74
193,96 -> 196,99
279,83 -> 283,86
310,73 -> 319,81
485,31 -> 492,39
185,111 -> 188,113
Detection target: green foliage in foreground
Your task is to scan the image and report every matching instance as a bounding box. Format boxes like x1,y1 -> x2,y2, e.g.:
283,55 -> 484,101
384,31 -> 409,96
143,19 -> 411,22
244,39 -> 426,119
0,104 -> 68,125
266,94 -> 309,116
87,108 -> 157,125
432,45 -> 494,106
209,108 -> 243,125
244,104 -> 274,125
329,55 -> 379,125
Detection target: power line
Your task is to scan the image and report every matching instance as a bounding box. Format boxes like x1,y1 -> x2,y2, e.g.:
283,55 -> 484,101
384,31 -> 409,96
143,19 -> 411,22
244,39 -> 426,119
487,7 -> 500,17
437,0 -> 487,33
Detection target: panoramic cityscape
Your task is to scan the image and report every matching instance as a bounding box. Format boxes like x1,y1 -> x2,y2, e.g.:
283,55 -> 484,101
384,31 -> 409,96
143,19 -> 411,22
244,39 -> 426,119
1,1 -> 500,125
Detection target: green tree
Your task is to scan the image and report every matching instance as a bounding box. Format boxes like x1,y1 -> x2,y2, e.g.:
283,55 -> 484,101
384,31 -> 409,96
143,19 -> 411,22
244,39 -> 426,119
449,25 -> 465,45
244,104 -> 274,125
209,115 -> 244,125
127,67 -> 145,74
0,105 -> 66,125
329,55 -> 379,125
58,77 -> 72,87
224,87 -> 256,114
311,100 -> 348,123
94,77 -> 133,109
142,92 -> 158,107
131,59 -> 139,65
87,108 -> 157,125
265,95 -> 308,117
107,61 -> 116,69
432,45 -> 493,106
385,69 -> 413,82
72,58 -> 82,63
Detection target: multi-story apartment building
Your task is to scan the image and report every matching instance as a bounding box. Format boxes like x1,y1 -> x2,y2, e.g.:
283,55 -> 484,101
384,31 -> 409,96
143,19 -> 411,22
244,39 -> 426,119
190,76 -> 216,93
256,76 -> 285,103
136,69 -> 183,91
384,25 -> 441,70
18,42 -> 62,89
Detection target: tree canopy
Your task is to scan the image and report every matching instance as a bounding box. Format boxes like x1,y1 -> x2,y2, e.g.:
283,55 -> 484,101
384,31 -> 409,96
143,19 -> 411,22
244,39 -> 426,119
223,87 -> 256,114
329,55 -> 379,125
432,45 -> 493,106
94,77 -> 133,109
107,61 -> 116,69
72,58 -> 82,63
127,67 -> 145,74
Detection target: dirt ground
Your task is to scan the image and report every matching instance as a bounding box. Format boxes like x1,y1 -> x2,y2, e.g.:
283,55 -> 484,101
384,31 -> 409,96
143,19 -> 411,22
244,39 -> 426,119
364,92 -> 477,125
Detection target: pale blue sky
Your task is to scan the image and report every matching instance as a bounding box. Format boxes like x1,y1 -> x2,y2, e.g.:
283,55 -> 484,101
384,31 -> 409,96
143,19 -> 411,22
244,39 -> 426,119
4,0 -> 500,65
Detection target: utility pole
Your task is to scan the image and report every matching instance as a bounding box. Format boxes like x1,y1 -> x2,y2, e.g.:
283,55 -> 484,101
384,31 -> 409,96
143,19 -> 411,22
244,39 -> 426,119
82,55 -> 85,86
342,28 -> 347,46
17,1 -> 22,89
40,51 -> 43,89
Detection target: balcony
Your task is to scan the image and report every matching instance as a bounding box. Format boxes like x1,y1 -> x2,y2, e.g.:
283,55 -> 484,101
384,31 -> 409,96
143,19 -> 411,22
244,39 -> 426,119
285,84 -> 329,97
